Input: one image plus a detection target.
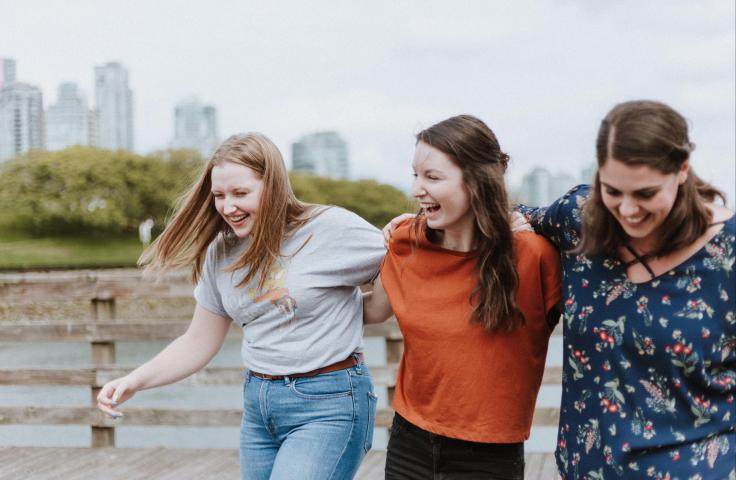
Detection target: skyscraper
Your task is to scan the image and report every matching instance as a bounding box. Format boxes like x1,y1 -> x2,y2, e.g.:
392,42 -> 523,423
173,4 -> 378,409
291,131 -> 349,179
1,58 -> 16,85
94,62 -> 133,151
516,167 -> 577,206
46,82 -> 94,151
0,60 -> 44,163
171,97 -> 218,158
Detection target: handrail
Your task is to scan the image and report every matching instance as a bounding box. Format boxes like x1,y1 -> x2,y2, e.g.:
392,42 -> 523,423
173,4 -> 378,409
0,269 -> 562,448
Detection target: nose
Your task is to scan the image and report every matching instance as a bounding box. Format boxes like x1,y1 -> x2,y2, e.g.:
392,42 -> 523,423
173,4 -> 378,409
618,196 -> 639,217
411,178 -> 426,198
223,197 -> 238,214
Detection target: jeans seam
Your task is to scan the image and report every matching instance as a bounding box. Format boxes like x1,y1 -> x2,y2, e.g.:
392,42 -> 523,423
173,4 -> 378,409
288,371 -> 353,399
324,368 -> 358,480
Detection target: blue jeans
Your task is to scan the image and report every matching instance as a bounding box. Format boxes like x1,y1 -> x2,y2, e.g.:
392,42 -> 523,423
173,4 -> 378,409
240,361 -> 377,480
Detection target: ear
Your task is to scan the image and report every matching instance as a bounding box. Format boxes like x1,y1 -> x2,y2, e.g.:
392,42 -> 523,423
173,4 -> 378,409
677,160 -> 689,185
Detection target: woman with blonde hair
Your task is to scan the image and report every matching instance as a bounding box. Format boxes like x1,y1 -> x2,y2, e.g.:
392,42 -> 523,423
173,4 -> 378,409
97,133 -> 385,480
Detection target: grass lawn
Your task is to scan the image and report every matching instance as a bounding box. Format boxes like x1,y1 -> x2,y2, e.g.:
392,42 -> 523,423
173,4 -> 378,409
0,231 -> 145,270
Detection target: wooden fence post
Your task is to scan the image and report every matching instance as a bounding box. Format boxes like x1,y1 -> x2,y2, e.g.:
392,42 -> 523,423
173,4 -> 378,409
91,297 -> 116,448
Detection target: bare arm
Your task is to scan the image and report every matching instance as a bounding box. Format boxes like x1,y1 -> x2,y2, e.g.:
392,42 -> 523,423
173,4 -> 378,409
96,304 -> 231,416
363,276 -> 394,324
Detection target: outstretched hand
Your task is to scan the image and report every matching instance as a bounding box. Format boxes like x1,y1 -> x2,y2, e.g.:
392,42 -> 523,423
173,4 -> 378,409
96,376 -> 139,418
382,213 -> 416,247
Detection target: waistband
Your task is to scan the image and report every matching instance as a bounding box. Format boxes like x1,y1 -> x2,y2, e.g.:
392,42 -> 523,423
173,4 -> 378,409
249,353 -> 364,380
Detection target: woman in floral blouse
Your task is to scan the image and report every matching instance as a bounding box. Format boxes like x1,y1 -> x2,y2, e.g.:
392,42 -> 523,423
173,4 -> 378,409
519,100 -> 735,479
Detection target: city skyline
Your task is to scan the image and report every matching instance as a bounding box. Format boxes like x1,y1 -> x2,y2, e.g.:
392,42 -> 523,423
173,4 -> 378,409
1,1 -> 733,201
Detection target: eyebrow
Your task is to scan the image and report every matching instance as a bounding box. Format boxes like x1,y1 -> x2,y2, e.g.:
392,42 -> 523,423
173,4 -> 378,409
600,182 -> 661,193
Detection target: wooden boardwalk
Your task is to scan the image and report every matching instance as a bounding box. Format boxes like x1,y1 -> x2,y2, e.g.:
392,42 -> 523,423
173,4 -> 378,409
0,448 -> 557,479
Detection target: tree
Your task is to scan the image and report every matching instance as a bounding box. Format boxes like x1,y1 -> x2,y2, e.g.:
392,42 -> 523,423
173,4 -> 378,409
0,147 -> 202,235
0,148 -> 410,234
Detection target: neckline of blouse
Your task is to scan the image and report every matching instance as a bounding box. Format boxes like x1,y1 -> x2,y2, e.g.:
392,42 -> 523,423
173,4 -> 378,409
616,214 -> 734,287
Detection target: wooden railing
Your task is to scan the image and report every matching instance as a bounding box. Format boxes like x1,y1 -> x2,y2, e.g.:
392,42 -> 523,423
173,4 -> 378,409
0,269 -> 561,448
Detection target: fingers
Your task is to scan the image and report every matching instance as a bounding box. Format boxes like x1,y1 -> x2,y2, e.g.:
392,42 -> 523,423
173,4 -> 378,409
96,380 -> 129,418
510,212 -> 533,233
382,213 -> 416,246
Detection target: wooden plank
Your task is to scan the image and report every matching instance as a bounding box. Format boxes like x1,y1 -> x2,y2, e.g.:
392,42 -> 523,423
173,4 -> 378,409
0,364 -> 400,387
0,364 -> 556,388
356,449 -> 385,479
363,319 -> 401,339
0,320 -> 419,341
355,451 -> 558,480
0,447 -> 240,480
0,448 -> 557,480
0,405 -> 556,429
0,269 -> 193,304
541,366 -> 562,384
0,321 -> 242,342
0,368 -> 96,385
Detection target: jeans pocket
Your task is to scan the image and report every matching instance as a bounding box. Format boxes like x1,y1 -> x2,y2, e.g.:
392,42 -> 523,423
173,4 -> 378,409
289,371 -> 353,399
364,391 -> 378,453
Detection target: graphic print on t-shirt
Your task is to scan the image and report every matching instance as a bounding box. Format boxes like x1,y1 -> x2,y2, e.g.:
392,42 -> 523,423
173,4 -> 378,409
248,264 -> 297,317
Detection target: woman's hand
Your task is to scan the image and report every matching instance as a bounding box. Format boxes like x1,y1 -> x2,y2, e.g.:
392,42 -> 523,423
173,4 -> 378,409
96,375 -> 139,418
511,211 -> 533,233
382,213 -> 416,247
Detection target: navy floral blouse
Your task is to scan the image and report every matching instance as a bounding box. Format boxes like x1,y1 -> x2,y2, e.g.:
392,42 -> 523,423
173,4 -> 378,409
519,185 -> 735,480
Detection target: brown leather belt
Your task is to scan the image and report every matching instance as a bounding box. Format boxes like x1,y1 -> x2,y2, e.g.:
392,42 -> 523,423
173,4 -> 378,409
249,353 -> 364,380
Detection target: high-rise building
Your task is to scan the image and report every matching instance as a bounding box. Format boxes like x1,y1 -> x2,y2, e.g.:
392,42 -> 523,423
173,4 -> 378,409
516,167 -> 577,206
291,131 -> 349,179
94,62 -> 133,151
171,97 -> 218,158
46,82 -> 95,151
1,58 -> 16,85
580,163 -> 597,185
0,60 -> 44,163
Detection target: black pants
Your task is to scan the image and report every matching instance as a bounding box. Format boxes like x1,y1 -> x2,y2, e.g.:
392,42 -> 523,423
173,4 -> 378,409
385,414 -> 524,480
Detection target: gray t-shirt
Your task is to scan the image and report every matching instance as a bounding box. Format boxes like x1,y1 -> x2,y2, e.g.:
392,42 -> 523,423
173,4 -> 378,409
194,206 -> 385,375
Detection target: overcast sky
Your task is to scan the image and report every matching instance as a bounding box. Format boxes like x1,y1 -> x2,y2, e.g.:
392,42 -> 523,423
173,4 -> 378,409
2,0 -> 734,201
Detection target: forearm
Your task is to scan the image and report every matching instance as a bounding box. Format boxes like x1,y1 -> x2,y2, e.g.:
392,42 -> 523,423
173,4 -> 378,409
125,331 -> 221,391
125,304 -> 230,391
363,279 -> 394,324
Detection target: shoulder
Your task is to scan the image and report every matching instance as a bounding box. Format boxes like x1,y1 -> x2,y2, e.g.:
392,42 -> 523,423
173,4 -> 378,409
308,205 -> 377,230
388,218 -> 421,255
514,231 -> 558,260
708,204 -> 735,225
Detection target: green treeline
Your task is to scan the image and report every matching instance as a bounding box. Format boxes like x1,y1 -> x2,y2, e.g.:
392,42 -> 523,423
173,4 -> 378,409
0,147 -> 413,236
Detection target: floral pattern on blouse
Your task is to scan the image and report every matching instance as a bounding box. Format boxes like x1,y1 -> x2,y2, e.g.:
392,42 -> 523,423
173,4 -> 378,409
519,185 -> 736,480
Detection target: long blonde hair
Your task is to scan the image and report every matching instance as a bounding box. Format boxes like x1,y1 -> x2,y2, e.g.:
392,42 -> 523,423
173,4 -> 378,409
139,133 -> 313,289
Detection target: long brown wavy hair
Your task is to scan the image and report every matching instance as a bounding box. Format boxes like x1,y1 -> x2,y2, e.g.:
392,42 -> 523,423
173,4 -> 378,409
139,133 -> 314,289
576,100 -> 725,257
414,115 -> 522,331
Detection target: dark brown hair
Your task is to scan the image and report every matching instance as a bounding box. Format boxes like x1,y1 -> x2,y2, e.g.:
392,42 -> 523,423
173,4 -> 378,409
414,114 -> 522,331
139,133 -> 314,289
577,100 -> 725,257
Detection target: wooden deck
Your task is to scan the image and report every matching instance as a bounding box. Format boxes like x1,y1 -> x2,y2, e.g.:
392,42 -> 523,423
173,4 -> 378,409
0,448 -> 557,479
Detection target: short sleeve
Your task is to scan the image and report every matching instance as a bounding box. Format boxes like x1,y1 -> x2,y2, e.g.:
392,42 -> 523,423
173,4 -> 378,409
516,184 -> 591,251
539,237 -> 562,316
317,207 -> 386,286
193,239 -> 230,318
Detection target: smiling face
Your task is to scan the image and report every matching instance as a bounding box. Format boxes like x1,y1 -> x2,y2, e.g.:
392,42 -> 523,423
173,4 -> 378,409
598,157 -> 688,251
211,161 -> 265,238
411,141 -> 474,237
